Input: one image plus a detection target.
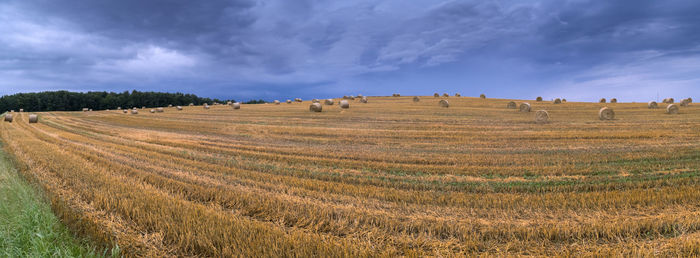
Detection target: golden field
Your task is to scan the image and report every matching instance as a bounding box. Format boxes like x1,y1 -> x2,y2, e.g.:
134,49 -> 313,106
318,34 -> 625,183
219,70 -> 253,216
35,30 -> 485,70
1,96 -> 700,256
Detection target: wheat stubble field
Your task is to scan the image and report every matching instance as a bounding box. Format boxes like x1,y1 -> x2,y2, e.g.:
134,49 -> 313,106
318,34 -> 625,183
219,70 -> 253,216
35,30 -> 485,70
1,96 -> 700,256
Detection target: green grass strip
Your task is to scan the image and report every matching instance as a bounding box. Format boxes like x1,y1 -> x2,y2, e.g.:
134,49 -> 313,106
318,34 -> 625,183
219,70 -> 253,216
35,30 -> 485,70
0,144 -> 117,257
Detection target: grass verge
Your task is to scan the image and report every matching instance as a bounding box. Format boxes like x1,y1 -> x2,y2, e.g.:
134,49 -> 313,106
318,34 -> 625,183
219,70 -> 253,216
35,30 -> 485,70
0,144 -> 117,257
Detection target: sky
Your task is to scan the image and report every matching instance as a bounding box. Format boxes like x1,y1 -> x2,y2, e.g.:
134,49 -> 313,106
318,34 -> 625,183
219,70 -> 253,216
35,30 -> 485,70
1,0 -> 699,102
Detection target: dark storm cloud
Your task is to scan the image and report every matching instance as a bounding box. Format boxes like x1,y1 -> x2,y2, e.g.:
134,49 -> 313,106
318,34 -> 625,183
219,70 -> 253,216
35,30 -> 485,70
16,0 -> 256,41
13,0 -> 259,65
531,1 -> 700,65
1,0 -> 699,100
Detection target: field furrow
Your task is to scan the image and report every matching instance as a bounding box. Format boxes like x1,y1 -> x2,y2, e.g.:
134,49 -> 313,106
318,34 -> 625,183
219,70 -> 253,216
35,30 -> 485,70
2,97 -> 699,256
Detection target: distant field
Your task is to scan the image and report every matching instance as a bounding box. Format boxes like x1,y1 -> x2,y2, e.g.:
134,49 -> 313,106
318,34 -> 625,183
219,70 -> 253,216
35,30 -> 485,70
1,96 -> 699,256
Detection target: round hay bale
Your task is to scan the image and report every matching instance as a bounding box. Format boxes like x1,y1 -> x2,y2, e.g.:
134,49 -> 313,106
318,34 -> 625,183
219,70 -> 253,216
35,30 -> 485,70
312,99 -> 320,103
4,114 -> 13,123
339,100 -> 349,109
536,96 -> 543,102
665,98 -> 674,103
360,97 -> 368,103
686,97 -> 692,103
123,110 -> 128,114
455,93 -> 461,97
189,103 -> 194,106
357,94 -> 363,98
168,104 -> 173,108
519,102 -> 531,112
680,99 -> 689,107
553,98 -> 561,104
295,98 -> 303,102
117,107 -> 122,110
434,93 -> 439,98
349,96 -> 356,100
309,103 -> 322,112
599,98 -> 606,103
648,101 -> 658,109
480,94 -> 486,99
233,103 -> 241,109
19,109 -> 24,112
274,100 -> 280,105
204,105 -> 210,109
610,98 -> 617,103
562,99 -> 567,103
142,106 -> 146,109
599,107 -> 614,120
131,109 -> 139,115
324,99 -> 334,105
439,99 -> 449,108
157,107 -> 164,112
413,96 -> 420,102
176,106 -> 183,110
507,101 -> 517,109
10,110 -> 14,113
442,93 -> 449,97
535,110 -> 549,123
666,104 -> 679,114
150,109 -> 156,113
82,108 -> 89,112
286,99 -> 292,104
343,95 -> 350,99
28,114 -> 38,123
226,102 -> 232,106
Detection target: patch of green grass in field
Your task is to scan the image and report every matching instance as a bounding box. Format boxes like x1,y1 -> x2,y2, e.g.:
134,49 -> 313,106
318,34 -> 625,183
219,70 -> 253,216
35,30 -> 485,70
0,147 -> 118,257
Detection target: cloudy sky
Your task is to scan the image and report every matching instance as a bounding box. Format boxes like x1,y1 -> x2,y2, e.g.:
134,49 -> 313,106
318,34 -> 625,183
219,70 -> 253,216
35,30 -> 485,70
1,0 -> 698,101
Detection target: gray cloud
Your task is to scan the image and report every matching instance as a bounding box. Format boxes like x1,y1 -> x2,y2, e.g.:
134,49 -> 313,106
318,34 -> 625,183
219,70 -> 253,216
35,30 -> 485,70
0,0 -> 699,101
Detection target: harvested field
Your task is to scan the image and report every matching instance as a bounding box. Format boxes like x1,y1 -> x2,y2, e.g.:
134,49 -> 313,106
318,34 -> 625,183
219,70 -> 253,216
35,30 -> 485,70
1,96 -> 700,256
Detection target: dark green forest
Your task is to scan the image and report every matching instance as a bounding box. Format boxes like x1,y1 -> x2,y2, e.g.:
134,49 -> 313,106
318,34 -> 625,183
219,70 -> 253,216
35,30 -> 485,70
0,90 -> 258,112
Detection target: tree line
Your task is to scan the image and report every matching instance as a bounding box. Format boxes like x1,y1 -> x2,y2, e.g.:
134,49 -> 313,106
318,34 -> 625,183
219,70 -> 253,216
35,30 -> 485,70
0,90 -> 265,112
